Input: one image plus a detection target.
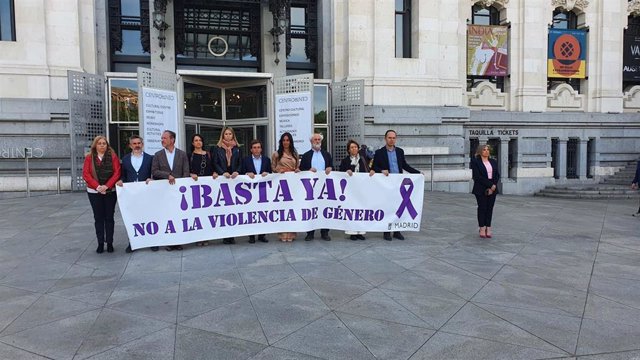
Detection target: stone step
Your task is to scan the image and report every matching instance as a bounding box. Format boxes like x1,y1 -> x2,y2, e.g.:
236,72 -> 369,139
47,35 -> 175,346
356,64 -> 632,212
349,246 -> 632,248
535,192 -> 639,199
539,189 -> 638,196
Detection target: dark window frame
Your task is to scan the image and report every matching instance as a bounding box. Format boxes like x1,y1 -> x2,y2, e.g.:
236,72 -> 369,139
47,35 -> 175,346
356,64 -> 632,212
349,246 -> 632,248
467,5 -> 505,92
108,0 -> 150,71
624,15 -> 640,91
0,0 -> 16,42
395,0 -> 411,58
286,0 -> 318,77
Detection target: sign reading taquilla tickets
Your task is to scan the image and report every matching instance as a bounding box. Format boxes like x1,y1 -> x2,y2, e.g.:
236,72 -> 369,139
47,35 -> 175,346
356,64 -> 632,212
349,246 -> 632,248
548,28 -> 587,78
117,172 -> 425,250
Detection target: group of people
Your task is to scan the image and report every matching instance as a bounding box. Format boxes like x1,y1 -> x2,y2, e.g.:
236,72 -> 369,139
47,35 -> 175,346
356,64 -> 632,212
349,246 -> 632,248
83,127 -> 500,254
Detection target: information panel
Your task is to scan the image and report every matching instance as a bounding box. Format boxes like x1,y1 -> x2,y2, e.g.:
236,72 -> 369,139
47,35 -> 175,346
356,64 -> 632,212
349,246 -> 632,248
275,92 -> 313,154
141,87 -> 179,155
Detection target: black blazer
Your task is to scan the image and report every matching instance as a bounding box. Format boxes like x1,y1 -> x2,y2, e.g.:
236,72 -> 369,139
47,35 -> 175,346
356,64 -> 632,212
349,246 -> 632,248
339,155 -> 369,172
300,149 -> 333,171
241,155 -> 272,174
211,145 -> 242,174
633,160 -> 640,184
373,146 -> 420,174
120,152 -> 153,182
471,157 -> 500,195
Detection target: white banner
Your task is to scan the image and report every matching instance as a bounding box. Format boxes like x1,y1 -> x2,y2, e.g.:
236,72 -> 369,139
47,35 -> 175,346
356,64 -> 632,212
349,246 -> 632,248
141,87 -> 179,155
117,172 -> 425,250
275,92 -> 312,154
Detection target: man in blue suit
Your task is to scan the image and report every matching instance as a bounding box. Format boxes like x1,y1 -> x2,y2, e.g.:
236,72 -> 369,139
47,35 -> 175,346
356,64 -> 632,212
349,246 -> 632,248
241,139 -> 272,243
116,135 -> 153,253
372,130 -> 421,241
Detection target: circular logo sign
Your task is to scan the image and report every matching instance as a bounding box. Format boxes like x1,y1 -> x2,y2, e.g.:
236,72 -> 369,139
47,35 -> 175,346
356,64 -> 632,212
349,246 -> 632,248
552,34 -> 581,76
207,36 -> 228,57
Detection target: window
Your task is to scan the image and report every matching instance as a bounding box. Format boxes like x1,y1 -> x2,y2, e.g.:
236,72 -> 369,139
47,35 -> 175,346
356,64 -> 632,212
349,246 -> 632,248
548,9 -> 581,93
395,0 -> 411,58
467,5 -> 505,92
623,15 -> 640,91
109,0 -> 150,71
286,1 -> 318,76
0,0 -> 16,41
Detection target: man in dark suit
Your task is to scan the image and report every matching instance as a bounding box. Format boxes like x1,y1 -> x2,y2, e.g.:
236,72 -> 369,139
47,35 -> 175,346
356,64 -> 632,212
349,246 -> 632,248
151,130 -> 190,251
241,139 -> 272,243
372,129 -> 421,241
632,159 -> 640,216
116,135 -> 153,253
300,133 -> 333,241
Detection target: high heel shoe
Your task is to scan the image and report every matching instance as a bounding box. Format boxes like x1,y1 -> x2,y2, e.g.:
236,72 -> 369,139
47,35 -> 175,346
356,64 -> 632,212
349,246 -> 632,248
486,228 -> 492,238
479,228 -> 486,238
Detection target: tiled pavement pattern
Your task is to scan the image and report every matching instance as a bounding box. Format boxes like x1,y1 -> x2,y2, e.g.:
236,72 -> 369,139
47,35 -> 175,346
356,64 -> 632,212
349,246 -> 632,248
0,192 -> 639,360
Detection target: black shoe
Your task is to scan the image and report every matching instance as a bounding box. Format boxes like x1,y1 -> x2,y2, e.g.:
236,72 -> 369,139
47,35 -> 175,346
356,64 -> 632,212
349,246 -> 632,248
350,235 -> 358,241
223,238 -> 235,244
633,212 -> 640,217
150,246 -> 159,252
165,246 -> 173,251
383,232 -> 392,241
357,235 -> 366,240
96,244 -> 104,254
125,244 -> 133,253
304,233 -> 314,241
174,245 -> 183,250
107,244 -> 114,253
321,233 -> 331,241
249,236 -> 256,244
393,232 -> 405,240
258,235 -> 268,243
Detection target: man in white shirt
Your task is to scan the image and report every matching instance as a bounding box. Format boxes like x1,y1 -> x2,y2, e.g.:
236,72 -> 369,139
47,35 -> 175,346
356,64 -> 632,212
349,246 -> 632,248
300,133 -> 333,241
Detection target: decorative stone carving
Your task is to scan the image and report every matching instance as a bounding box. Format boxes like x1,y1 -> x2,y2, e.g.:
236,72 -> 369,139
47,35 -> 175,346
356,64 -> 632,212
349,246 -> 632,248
547,83 -> 583,109
629,0 -> 640,17
551,0 -> 589,12
467,81 -> 507,108
473,0 -> 509,8
623,85 -> 640,109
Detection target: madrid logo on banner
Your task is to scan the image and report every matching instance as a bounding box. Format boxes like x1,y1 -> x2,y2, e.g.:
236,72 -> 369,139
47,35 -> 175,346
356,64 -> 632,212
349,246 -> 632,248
117,173 -> 425,250
467,25 -> 509,77
547,29 -> 587,78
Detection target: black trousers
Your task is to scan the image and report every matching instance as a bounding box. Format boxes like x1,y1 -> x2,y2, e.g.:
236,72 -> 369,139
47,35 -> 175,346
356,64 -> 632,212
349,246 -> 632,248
307,229 -> 329,236
88,191 -> 117,245
474,192 -> 497,227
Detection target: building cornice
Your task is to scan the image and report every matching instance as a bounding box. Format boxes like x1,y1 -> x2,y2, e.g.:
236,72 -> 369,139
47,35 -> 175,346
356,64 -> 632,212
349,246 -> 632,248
473,0 -> 509,8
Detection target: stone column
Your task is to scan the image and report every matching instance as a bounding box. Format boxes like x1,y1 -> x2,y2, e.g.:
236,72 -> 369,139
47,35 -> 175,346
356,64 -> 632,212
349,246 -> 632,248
150,0 -> 176,73
500,139 -> 509,180
556,139 -> 568,180
577,138 -> 588,180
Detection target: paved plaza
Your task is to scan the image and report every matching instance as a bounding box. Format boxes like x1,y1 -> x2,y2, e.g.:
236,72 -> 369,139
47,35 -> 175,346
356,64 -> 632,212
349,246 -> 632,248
0,191 -> 639,360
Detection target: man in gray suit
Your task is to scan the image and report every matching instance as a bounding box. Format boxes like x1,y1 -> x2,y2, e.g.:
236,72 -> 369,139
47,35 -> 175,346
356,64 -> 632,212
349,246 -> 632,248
152,130 -> 190,251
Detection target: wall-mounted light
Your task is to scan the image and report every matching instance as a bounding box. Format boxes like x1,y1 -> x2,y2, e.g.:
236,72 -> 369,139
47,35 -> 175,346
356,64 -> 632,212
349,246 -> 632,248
153,0 -> 170,60
268,0 -> 290,65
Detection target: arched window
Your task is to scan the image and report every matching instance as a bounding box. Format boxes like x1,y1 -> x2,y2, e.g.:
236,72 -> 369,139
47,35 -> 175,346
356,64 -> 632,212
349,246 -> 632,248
467,5 -> 506,92
548,9 -> 582,93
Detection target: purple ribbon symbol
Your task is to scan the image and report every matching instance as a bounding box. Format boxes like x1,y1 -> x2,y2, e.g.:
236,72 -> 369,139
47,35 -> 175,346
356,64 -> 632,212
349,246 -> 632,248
396,178 -> 418,219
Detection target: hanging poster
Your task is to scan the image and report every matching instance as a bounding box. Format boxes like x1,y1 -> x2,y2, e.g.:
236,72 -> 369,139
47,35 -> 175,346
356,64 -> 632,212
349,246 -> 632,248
623,34 -> 640,82
547,29 -> 587,78
275,92 -> 313,154
467,25 -> 509,76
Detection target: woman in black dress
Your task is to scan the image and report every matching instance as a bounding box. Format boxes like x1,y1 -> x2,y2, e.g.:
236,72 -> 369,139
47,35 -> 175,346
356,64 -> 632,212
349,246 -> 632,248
339,139 -> 371,240
211,126 -> 242,244
189,133 -> 214,246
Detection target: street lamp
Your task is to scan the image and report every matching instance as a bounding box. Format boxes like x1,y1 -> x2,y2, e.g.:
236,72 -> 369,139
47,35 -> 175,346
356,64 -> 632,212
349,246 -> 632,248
153,0 -> 170,61
268,0 -> 289,65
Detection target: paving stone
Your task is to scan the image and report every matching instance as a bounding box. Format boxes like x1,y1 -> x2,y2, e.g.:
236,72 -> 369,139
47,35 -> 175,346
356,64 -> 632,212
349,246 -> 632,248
107,285 -> 180,323
0,309 -> 101,359
441,303 -> 568,355
0,256 -> 73,293
239,264 -> 299,295
249,346 -> 324,360
76,326 -> 176,360
410,331 -> 568,360
336,311 -> 434,360
381,288 -> 466,330
304,276 -> 372,309
410,258 -> 489,300
577,350 -> 640,359
337,288 -> 430,328
0,341 -> 51,359
291,260 -> 370,286
341,249 -> 409,286
576,318 -> 640,355
174,326 -> 266,360
274,312 -> 375,360
181,297 -> 268,345
588,276 -> 640,310
0,286 -> 39,334
177,278 -> 248,323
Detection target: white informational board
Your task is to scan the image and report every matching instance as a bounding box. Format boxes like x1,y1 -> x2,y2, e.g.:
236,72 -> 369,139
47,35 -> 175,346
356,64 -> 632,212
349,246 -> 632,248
274,92 -> 313,154
141,87 -> 179,155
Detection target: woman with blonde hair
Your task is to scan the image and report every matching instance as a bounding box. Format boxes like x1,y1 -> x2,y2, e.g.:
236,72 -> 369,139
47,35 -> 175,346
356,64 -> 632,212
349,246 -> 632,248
82,135 -> 121,253
470,143 -> 500,238
211,126 -> 242,244
272,132 -> 300,241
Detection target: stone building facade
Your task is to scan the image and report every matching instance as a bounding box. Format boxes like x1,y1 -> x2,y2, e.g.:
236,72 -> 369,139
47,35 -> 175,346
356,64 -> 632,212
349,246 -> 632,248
0,0 -> 639,194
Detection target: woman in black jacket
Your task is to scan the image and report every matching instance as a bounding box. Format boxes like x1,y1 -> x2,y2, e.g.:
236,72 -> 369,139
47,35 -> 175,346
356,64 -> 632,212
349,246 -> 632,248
211,126 -> 242,244
471,144 -> 500,238
339,139 -> 371,240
